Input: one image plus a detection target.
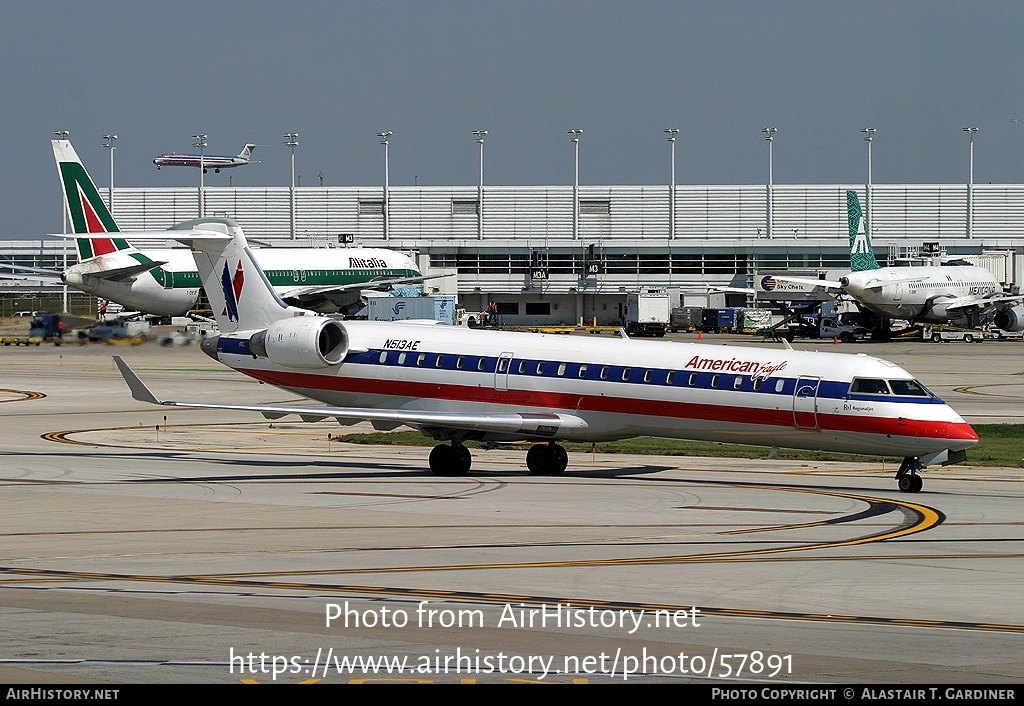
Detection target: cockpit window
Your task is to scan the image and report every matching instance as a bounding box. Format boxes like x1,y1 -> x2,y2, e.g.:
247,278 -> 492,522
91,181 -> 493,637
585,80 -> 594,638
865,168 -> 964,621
850,378 -> 890,395
889,379 -> 931,397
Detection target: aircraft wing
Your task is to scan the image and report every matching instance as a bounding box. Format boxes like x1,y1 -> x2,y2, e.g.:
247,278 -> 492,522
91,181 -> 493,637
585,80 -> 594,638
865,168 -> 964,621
941,293 -> 1024,314
770,275 -> 844,290
114,356 -> 588,439
278,274 -> 451,301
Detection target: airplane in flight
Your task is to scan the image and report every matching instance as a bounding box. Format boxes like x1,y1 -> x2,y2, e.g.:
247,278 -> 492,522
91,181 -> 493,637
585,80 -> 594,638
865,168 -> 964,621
114,219 -> 978,493
41,139 -> 437,316
777,191 -> 1024,337
154,143 -> 257,172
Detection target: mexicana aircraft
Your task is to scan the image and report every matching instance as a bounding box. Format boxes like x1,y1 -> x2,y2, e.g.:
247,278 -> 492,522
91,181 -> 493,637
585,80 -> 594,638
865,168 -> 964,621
154,143 -> 257,172
47,139 -> 433,316
778,191 -> 1024,336
114,221 -> 978,493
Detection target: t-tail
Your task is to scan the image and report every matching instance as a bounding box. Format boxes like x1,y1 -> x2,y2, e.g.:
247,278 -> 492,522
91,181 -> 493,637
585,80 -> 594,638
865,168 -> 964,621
52,139 -> 136,261
177,220 -> 309,334
238,143 -> 257,160
847,189 -> 881,272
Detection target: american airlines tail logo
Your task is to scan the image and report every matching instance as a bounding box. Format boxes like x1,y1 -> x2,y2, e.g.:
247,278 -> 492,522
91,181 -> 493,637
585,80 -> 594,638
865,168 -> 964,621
220,261 -> 245,322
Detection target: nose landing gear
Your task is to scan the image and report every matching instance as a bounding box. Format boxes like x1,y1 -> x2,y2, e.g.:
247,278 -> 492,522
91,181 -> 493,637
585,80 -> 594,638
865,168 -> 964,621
895,457 -> 924,493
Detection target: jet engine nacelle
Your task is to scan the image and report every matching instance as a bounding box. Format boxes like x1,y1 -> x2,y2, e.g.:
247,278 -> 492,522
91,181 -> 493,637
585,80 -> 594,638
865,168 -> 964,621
248,317 -> 349,368
994,305 -> 1024,333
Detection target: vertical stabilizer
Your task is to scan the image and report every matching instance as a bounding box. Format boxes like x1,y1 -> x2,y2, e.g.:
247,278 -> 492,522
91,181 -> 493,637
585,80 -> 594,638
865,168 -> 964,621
238,143 -> 257,160
51,140 -> 134,260
176,220 -> 309,333
847,189 -> 881,272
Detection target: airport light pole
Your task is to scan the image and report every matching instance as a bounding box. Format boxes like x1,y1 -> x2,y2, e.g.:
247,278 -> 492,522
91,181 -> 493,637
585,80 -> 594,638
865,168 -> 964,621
102,134 -> 117,212
665,128 -> 679,239
568,129 -> 584,240
377,131 -> 393,240
472,130 -> 487,240
283,133 -> 299,240
192,134 -> 207,217
861,128 -> 876,238
963,127 -> 978,239
761,127 -> 777,239
54,130 -> 70,313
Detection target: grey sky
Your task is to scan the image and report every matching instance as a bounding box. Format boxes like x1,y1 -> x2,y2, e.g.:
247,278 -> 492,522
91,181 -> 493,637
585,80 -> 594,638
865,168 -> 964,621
3,0 -> 1023,236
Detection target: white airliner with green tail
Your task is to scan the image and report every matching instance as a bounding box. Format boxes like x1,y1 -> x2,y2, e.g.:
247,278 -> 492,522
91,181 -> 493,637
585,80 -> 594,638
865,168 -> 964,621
53,140 -> 432,317
777,190 -> 1024,335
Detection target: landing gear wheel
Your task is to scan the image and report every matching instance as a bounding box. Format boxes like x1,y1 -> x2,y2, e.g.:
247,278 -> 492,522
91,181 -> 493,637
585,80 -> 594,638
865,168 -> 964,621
429,443 -> 471,476
895,456 -> 924,493
526,443 -> 568,475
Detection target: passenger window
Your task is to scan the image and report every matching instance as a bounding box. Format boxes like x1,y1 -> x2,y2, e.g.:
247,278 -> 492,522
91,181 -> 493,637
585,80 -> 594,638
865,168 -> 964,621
557,363 -> 566,376
578,365 -> 588,378
643,370 -> 653,383
752,378 -> 762,391
416,354 -> 426,367
518,360 -> 527,374
600,366 -> 609,380
435,355 -> 445,368
666,371 -> 675,385
688,373 -> 697,386
536,362 -> 545,375
622,368 -> 631,381
711,375 -> 720,388
733,377 -> 743,390
378,351 -> 387,364
478,358 -> 487,371
498,358 -> 509,373
774,379 -> 784,393
398,352 -> 407,365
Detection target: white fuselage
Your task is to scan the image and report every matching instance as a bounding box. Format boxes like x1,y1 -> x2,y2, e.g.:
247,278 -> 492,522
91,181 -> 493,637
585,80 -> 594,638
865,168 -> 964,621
62,247 -> 421,316
842,266 -> 999,323
213,322 -> 978,458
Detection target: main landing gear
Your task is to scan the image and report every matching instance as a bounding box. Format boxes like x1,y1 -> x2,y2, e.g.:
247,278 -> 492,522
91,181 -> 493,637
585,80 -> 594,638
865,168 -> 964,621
426,441 -> 570,477
526,443 -> 569,476
895,457 -> 924,493
428,442 -> 472,476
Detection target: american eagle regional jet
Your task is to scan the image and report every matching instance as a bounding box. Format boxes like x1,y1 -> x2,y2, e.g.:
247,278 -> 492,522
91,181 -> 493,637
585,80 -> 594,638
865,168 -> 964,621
114,220 -> 978,493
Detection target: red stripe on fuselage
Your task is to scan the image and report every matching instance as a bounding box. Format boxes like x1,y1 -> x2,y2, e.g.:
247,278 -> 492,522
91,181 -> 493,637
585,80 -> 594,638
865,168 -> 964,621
236,366 -> 977,444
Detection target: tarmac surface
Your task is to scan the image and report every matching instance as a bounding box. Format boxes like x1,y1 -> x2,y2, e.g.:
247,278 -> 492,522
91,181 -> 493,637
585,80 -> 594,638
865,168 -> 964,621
0,332 -> 1022,684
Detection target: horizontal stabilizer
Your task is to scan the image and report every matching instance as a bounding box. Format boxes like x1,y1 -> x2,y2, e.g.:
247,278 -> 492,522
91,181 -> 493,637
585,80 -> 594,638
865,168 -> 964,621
92,260 -> 168,282
771,275 -> 844,290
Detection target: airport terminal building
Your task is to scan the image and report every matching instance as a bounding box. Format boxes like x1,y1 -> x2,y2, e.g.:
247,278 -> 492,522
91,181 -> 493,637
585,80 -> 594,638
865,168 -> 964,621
3,183 -> 1022,324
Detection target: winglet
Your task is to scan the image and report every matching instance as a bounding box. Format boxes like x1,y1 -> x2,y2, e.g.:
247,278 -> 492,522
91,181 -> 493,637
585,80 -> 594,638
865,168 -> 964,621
113,356 -> 163,405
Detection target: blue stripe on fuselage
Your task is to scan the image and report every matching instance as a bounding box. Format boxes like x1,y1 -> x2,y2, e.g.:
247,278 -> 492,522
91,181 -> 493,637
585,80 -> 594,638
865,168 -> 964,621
216,338 -> 946,405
